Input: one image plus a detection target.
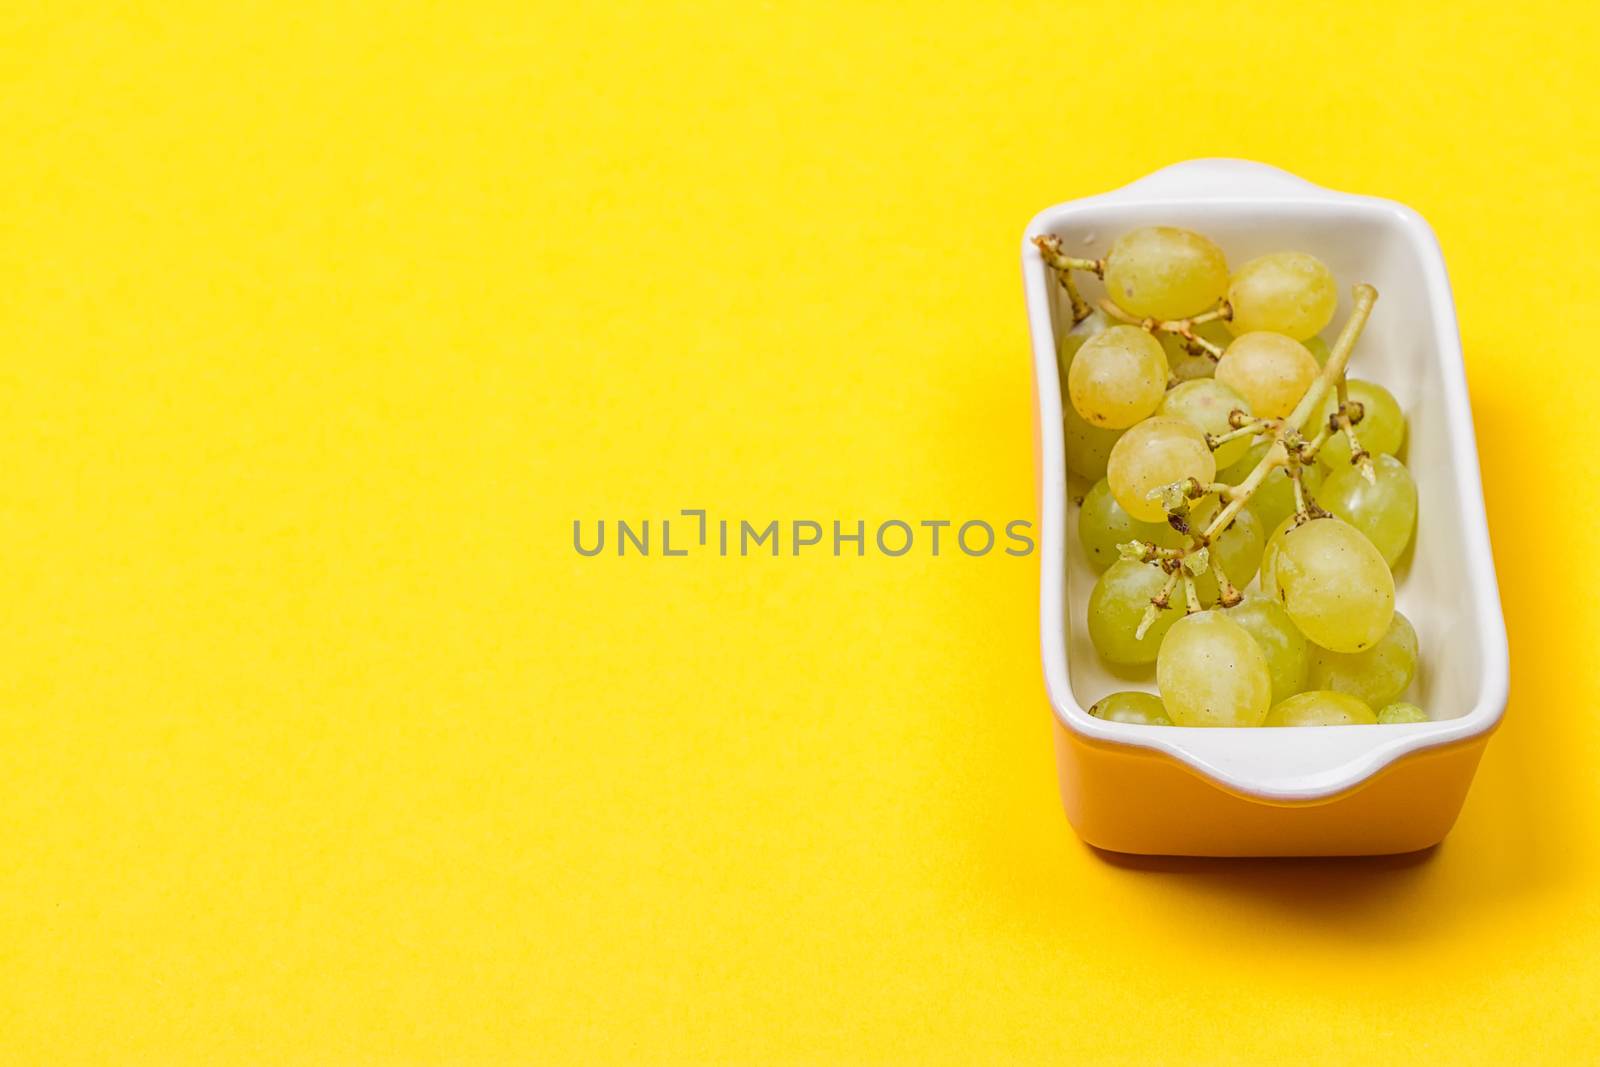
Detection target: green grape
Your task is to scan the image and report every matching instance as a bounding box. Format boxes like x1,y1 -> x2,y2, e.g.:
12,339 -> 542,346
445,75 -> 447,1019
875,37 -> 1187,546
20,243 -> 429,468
1320,454 -> 1418,567
1103,227 -> 1230,321
1226,251 -> 1338,340
1155,610 -> 1273,727
1227,595 -> 1310,704
1213,503 -> 1266,593
1304,335 -> 1331,365
1088,559 -> 1184,665
1068,325 -> 1169,429
1219,443 -> 1323,533
1078,477 -> 1166,572
1264,690 -> 1377,726
1106,416 -> 1216,523
1194,319 -> 1234,350
1088,691 -> 1173,725
1259,515 -> 1292,598
1064,408 -> 1123,480
1377,702 -> 1429,724
1259,507 -> 1349,600
1316,379 -> 1406,470
1309,611 -> 1418,709
1058,309 -> 1119,363
1159,379 -> 1254,469
1273,517 -> 1395,653
1156,331 -> 1187,366
1252,512 -> 1355,602
1059,320 -> 1126,479
1215,332 -> 1320,418
1168,354 -> 1216,383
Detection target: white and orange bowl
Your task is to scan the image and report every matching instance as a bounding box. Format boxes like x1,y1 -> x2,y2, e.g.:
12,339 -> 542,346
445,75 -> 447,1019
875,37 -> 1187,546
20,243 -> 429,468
1022,159 -> 1509,857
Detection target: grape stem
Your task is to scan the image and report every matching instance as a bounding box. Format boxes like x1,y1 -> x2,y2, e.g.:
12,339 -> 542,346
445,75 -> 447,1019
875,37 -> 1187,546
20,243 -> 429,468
1206,415 -> 1273,452
1060,270 -> 1091,324
1092,281 -> 1380,626
1297,422 -> 1331,462
1032,235 -> 1105,276
1136,569 -> 1182,639
1293,463 -> 1331,522
1200,285 -> 1378,543
1032,235 -> 1103,323
1210,551 -> 1242,609
1288,463 -> 1334,524
1096,298 -> 1229,359
1282,286 -> 1378,432
1221,445 -> 1286,503
1182,575 -> 1202,614
1184,305 -> 1232,327
1118,540 -> 1187,565
1331,379 -> 1377,483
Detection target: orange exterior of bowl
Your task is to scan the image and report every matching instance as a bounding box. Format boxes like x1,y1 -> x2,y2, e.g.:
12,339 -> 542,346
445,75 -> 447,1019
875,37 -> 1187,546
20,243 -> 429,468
1052,717 -> 1489,857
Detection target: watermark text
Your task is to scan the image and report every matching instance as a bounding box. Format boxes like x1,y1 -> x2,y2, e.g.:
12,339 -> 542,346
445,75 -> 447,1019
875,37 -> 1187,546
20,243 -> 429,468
572,510 -> 1033,558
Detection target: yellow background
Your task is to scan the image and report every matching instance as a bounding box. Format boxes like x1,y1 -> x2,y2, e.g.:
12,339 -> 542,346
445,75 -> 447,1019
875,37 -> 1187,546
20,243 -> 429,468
3,2 -> 1598,1063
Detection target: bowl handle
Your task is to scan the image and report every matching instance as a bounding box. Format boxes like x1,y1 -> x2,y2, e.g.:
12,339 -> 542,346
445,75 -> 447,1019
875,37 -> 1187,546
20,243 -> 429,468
1100,158 -> 1333,203
1149,725 -> 1432,803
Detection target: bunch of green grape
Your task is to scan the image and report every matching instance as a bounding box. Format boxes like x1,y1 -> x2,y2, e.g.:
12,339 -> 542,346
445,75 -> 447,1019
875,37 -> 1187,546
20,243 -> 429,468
1051,226 -> 1426,728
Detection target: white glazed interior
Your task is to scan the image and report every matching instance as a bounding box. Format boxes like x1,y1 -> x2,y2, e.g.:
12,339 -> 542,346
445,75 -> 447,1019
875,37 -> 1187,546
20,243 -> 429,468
1023,160 -> 1509,802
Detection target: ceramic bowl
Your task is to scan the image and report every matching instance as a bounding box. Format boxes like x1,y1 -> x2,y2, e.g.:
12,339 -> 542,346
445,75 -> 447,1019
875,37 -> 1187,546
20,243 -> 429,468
1021,159 -> 1509,856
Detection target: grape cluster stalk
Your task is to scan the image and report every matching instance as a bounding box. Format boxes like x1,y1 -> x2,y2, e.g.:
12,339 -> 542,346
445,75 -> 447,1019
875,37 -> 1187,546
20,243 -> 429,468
1041,229 -> 1378,636
1036,225 -> 1419,728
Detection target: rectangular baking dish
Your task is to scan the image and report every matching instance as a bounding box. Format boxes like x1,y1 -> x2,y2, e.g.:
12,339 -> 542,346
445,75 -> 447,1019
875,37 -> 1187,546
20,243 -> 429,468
1021,159 -> 1509,856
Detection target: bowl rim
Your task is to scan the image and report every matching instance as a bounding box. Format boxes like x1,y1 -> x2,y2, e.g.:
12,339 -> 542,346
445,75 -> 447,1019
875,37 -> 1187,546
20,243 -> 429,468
1022,159 -> 1510,803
